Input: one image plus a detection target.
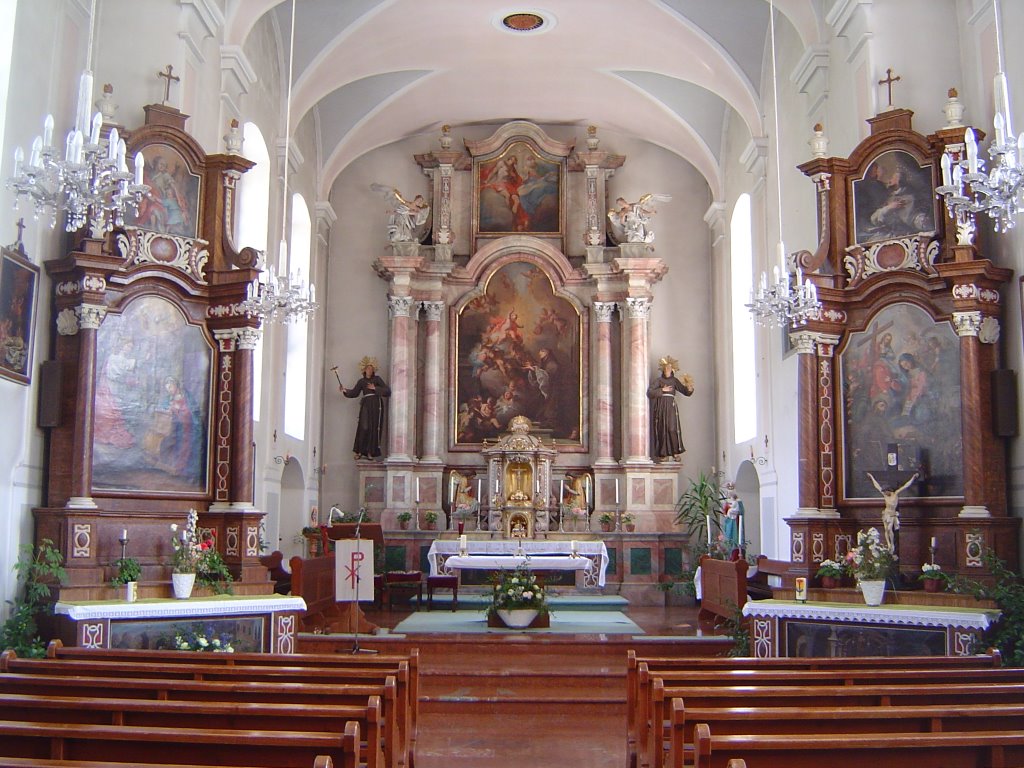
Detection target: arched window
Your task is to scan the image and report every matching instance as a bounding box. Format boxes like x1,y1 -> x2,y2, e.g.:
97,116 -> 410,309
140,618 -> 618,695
731,194 -> 756,443
0,1 -> 17,158
283,192 -> 311,439
236,123 -> 270,422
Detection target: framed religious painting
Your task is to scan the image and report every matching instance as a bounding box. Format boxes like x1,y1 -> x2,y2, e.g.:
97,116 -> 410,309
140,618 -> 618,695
124,143 -> 202,239
850,149 -> 938,246
92,294 -> 213,495
837,302 -> 963,500
475,141 -> 563,236
453,261 -> 582,446
0,242 -> 39,385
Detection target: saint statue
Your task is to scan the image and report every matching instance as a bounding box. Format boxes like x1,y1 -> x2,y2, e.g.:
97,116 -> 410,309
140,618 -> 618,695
648,355 -> 694,461
866,471 -> 919,551
607,193 -> 672,244
340,356 -> 391,460
371,184 -> 431,242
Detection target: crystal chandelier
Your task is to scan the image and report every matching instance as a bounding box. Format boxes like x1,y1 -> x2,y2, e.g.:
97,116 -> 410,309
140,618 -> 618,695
747,0 -> 821,329
6,0 -> 149,234
935,0 -> 1022,239
239,0 -> 317,324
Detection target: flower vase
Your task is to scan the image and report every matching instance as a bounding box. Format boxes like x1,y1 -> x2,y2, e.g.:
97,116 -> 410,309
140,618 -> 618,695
821,576 -> 839,590
923,578 -> 943,593
497,608 -> 538,629
859,579 -> 886,606
124,581 -> 138,603
172,572 -> 196,599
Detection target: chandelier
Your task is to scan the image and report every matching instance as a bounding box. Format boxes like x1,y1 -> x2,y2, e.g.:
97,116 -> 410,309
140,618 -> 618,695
935,0 -> 1022,239
6,0 -> 148,234
747,0 -> 821,329
239,0 -> 317,324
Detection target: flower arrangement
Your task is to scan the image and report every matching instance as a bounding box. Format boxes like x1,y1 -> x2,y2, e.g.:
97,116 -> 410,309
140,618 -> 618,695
815,559 -> 846,579
170,509 -> 203,574
845,527 -> 897,581
487,565 -> 548,616
174,623 -> 234,653
919,562 -> 952,584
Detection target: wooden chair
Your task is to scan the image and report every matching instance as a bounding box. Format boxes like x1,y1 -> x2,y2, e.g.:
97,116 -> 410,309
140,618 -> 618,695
426,575 -> 458,611
384,571 -> 423,610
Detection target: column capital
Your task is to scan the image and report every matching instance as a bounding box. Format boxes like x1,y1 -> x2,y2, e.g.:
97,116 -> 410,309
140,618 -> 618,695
76,303 -> 107,330
953,310 -> 983,337
388,294 -> 415,317
421,300 -> 445,322
790,330 -> 817,354
593,301 -> 618,322
625,296 -> 651,320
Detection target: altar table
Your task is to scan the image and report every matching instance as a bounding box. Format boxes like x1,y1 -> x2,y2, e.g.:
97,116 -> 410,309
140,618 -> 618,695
428,539 -> 609,587
53,595 -> 307,654
742,599 -> 1000,658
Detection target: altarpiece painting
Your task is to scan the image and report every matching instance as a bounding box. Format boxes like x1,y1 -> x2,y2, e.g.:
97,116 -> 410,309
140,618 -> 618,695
476,141 -> 561,235
125,143 -> 202,238
455,261 -> 581,445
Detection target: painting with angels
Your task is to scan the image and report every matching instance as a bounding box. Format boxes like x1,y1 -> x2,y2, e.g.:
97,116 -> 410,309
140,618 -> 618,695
455,261 -> 581,445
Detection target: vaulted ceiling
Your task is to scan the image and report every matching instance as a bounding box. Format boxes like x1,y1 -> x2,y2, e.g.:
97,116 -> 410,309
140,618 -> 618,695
224,0 -> 821,199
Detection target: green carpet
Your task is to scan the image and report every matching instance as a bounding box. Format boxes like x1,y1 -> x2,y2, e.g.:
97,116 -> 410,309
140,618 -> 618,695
392,609 -> 643,635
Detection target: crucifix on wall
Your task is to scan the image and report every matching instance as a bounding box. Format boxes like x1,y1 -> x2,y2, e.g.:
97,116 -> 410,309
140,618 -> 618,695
878,67 -> 901,110
158,64 -> 180,105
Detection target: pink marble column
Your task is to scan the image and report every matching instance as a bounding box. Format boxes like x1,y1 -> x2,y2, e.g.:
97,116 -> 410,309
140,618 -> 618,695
387,294 -> 414,461
421,301 -> 445,462
593,301 -> 617,464
624,297 -> 652,463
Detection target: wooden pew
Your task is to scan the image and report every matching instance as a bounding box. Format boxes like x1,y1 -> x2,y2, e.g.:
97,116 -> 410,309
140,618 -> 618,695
2,651 -> 410,768
696,556 -> 747,626
0,720 -> 361,768
691,721 -> 1024,768
0,673 -> 400,768
0,759 -> 337,768
668,699 -> 1024,768
0,693 -> 385,768
746,555 -> 798,598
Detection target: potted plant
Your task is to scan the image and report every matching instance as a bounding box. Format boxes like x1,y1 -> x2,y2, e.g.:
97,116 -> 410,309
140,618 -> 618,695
422,510 -> 438,530
487,565 -> 548,628
111,556 -> 141,602
599,512 -> 615,532
846,527 -> 897,605
169,510 -> 202,599
621,513 -> 636,532
674,470 -> 726,548
919,562 -> 952,593
815,558 -> 846,589
0,539 -> 66,657
396,511 -> 412,530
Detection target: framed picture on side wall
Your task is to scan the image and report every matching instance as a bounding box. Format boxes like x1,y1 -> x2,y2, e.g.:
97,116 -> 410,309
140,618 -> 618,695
0,242 -> 39,385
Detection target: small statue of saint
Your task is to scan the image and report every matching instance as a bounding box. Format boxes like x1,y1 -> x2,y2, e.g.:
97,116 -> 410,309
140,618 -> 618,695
340,356 -> 391,460
648,355 -> 694,461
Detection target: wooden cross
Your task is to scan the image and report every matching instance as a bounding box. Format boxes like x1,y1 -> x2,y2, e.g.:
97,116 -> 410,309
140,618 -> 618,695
14,218 -> 25,244
158,65 -> 180,104
878,67 -> 901,108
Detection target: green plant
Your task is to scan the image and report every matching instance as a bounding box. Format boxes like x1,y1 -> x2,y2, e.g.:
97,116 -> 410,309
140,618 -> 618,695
846,527 -> 897,581
110,557 -> 141,586
300,525 -> 322,535
620,513 -> 635,525
674,470 -> 726,546
487,565 -> 548,616
951,549 -> 1024,666
723,603 -> 751,657
918,562 -> 954,585
599,512 -> 616,526
196,547 -> 234,595
423,511 -> 438,526
396,511 -> 412,524
1,539 -> 66,657
815,559 -> 846,579
169,509 -> 202,573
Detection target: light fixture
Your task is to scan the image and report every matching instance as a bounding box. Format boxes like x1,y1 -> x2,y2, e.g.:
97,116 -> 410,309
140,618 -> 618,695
747,0 -> 821,328
6,0 -> 149,235
241,0 -> 317,324
936,0 -> 1022,240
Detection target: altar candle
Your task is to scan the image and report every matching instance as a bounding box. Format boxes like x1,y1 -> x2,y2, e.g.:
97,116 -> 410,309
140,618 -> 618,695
459,534 -> 467,555
571,539 -> 577,555
477,478 -> 482,502
494,479 -> 498,496
706,515 -> 711,545
795,577 -> 808,601
615,479 -> 619,505
121,529 -> 127,540
559,479 -> 564,504
930,536 -> 937,549
738,515 -> 743,548
416,477 -> 420,504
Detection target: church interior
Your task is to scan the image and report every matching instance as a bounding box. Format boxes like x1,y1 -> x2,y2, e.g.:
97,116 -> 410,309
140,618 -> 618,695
1,1 -> 1024,766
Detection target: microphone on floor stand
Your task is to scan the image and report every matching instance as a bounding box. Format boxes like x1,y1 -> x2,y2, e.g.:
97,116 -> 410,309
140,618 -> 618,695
350,505 -> 377,655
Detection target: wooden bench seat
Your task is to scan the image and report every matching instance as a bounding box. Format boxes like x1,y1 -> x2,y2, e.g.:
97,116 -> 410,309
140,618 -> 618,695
0,758 -> 337,768
0,693 -> 386,768
0,720 -> 361,768
691,722 -> 1024,768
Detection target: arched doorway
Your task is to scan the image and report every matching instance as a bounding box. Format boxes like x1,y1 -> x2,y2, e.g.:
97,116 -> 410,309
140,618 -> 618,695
279,458 -> 308,561
734,460 -> 762,555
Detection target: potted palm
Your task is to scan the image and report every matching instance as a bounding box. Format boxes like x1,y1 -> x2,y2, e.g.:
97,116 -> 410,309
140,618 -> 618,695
110,556 -> 142,602
674,470 -> 726,549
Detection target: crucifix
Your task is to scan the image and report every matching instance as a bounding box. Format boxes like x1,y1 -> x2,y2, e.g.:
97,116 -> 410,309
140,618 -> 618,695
14,218 -> 25,245
158,64 -> 180,105
878,67 -> 901,109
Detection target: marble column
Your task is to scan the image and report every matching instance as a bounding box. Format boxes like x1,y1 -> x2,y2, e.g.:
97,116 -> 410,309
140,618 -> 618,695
593,301 -> 617,465
953,311 -> 989,517
420,300 -> 445,463
232,327 -> 260,506
791,331 -> 821,516
624,297 -> 652,463
387,294 -> 415,461
66,303 -> 106,508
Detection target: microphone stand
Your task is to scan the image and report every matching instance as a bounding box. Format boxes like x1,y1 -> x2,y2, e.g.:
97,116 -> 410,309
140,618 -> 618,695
350,506 -> 378,654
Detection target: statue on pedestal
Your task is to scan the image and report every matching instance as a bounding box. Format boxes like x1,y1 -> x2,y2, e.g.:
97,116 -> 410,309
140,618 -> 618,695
371,184 -> 431,242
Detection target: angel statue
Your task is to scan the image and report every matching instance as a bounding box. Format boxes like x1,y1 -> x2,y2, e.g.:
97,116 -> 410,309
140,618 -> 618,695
607,193 -> 672,244
370,184 -> 431,243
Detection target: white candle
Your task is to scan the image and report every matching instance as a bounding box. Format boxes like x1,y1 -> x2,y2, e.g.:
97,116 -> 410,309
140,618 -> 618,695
459,534 -> 467,554
121,529 -> 127,540
738,515 -> 743,548
559,479 -> 564,504
476,478 -> 482,502
615,479 -> 620,505
494,479 -> 498,495
931,536 -> 937,549
134,152 -> 145,185
706,514 -> 711,545
571,539 -> 577,555
449,474 -> 455,506
416,477 -> 420,504
43,114 -> 54,146
940,152 -> 952,187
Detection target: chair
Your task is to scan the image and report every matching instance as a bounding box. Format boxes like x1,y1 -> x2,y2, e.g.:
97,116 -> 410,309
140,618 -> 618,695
384,571 -> 423,609
427,574 -> 459,611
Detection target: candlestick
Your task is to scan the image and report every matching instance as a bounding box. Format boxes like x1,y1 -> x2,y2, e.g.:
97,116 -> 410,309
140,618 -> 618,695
615,479 -> 619,505
931,536 -> 937,548
706,514 -> 711,546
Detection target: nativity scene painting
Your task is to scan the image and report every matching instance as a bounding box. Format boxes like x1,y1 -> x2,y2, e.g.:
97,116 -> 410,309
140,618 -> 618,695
455,261 -> 581,445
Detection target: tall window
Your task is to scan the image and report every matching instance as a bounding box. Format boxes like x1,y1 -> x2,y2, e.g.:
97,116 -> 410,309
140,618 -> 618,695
236,123 -> 270,421
283,193 -> 311,439
731,194 -> 756,443
0,1 -> 17,158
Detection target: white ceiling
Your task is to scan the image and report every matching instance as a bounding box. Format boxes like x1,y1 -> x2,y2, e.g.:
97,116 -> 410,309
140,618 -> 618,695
224,0 -> 821,198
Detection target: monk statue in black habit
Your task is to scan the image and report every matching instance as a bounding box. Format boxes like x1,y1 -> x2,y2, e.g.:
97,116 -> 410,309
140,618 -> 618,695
648,355 -> 694,461
340,356 -> 391,460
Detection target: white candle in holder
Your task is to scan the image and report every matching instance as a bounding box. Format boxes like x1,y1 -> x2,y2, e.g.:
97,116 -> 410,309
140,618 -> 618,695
571,539 -> 578,556
615,479 -> 620,505
416,477 -> 420,504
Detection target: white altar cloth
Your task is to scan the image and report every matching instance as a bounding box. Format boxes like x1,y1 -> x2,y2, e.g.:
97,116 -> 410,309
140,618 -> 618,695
443,554 -> 593,574
428,540 -> 609,587
742,599 -> 999,630
55,595 -> 307,621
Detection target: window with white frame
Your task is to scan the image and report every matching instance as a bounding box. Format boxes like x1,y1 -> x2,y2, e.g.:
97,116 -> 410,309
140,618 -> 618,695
731,194 -> 756,443
283,193 -> 311,439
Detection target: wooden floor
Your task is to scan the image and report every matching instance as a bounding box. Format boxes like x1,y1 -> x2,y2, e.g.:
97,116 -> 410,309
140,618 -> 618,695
354,601 -> 731,767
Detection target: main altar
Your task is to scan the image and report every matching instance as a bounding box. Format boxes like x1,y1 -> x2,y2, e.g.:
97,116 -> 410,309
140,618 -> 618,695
483,416 -> 557,537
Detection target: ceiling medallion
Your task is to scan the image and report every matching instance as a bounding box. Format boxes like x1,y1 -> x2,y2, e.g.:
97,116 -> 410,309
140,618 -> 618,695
502,12 -> 544,31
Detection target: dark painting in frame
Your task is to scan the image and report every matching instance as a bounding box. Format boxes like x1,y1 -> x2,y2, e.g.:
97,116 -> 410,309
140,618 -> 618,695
125,143 -> 202,239
0,243 -> 39,385
850,149 -> 937,245
476,141 -> 562,235
838,302 -> 962,500
454,261 -> 581,446
92,294 -> 213,495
